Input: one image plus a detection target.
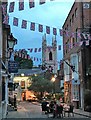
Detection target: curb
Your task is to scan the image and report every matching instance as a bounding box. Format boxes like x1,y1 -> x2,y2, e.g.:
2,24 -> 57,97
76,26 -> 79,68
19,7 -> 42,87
74,112 -> 91,118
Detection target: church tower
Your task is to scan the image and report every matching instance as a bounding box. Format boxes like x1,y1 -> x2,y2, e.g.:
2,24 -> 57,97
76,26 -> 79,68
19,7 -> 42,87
42,34 -> 57,73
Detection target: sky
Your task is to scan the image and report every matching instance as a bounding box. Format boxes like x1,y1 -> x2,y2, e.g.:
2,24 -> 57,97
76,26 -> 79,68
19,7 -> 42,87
7,0 -> 74,67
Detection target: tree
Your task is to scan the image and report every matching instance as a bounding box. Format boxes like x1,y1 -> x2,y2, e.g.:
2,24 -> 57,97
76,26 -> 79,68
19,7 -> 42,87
15,56 -> 33,69
28,73 -> 53,99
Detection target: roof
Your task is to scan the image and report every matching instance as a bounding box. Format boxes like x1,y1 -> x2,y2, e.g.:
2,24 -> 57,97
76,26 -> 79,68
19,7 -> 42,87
14,68 -> 46,76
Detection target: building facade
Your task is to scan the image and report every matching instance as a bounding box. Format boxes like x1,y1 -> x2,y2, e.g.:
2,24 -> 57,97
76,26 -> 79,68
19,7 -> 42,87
62,1 -> 91,109
42,34 -> 58,74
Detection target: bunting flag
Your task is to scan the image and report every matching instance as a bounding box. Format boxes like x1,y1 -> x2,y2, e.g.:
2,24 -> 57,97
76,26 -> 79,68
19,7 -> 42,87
39,24 -> 43,32
1,4 -> 7,15
58,45 -> 61,50
46,26 -> 50,34
29,0 -> 35,8
30,22 -> 35,31
86,40 -> 89,46
38,48 -> 41,52
37,58 -> 38,61
10,16 -> 91,40
34,57 -> 36,61
59,29 -> 63,36
79,41 -> 83,46
39,0 -> 46,5
13,17 -> 18,26
3,15 -> 9,25
27,55 -> 30,59
34,48 -> 37,52
21,20 -> 27,29
19,1 -> 24,11
53,28 -> 57,35
77,32 -> 81,39
88,34 -> 91,40
9,2 -> 15,13
28,48 -> 33,52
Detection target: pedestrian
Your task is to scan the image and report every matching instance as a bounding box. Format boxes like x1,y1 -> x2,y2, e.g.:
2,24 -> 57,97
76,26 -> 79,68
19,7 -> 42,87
68,103 -> 74,117
14,95 -> 17,111
53,101 -> 57,118
41,99 -> 48,114
49,101 -> 54,113
56,101 -> 63,118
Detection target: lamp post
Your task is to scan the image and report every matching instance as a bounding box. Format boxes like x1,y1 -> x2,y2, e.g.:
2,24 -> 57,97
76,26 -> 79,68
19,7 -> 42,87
51,75 -> 57,99
7,33 -> 17,110
8,33 -> 17,60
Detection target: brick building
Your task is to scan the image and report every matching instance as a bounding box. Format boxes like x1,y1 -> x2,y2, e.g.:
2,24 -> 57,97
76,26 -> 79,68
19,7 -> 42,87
62,1 -> 91,109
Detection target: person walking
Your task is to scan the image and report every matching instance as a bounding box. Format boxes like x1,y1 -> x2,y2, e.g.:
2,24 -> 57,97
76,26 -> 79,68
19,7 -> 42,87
53,101 -> 57,118
56,101 -> 63,118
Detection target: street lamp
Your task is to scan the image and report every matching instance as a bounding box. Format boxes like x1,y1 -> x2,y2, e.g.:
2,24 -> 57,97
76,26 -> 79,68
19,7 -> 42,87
51,75 -> 57,99
8,33 -> 17,49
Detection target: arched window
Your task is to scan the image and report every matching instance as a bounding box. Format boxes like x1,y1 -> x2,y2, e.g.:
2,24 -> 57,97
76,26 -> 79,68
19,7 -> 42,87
49,51 -> 52,60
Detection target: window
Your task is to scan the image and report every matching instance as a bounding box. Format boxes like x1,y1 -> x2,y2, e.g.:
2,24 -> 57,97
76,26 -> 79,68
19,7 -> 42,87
75,8 -> 77,17
73,38 -> 75,46
49,51 -> 52,60
70,19 -> 71,26
72,14 -> 74,23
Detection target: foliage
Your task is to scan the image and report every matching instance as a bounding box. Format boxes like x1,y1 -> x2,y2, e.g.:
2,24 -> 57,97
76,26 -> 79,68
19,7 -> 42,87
28,74 -> 53,93
15,56 -> 33,69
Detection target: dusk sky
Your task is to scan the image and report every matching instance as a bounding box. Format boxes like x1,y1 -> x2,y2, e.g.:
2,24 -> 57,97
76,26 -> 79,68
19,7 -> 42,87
8,0 -> 74,67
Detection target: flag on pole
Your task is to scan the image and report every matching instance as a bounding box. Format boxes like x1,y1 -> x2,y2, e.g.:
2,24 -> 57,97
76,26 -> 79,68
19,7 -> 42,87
9,2 -> 15,13
39,0 -> 46,5
19,0 -> 24,11
53,28 -> 57,35
29,0 -> 35,8
39,24 -> 43,32
13,17 -> 18,26
30,22 -> 35,31
46,26 -> 50,34
21,20 -> 27,29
